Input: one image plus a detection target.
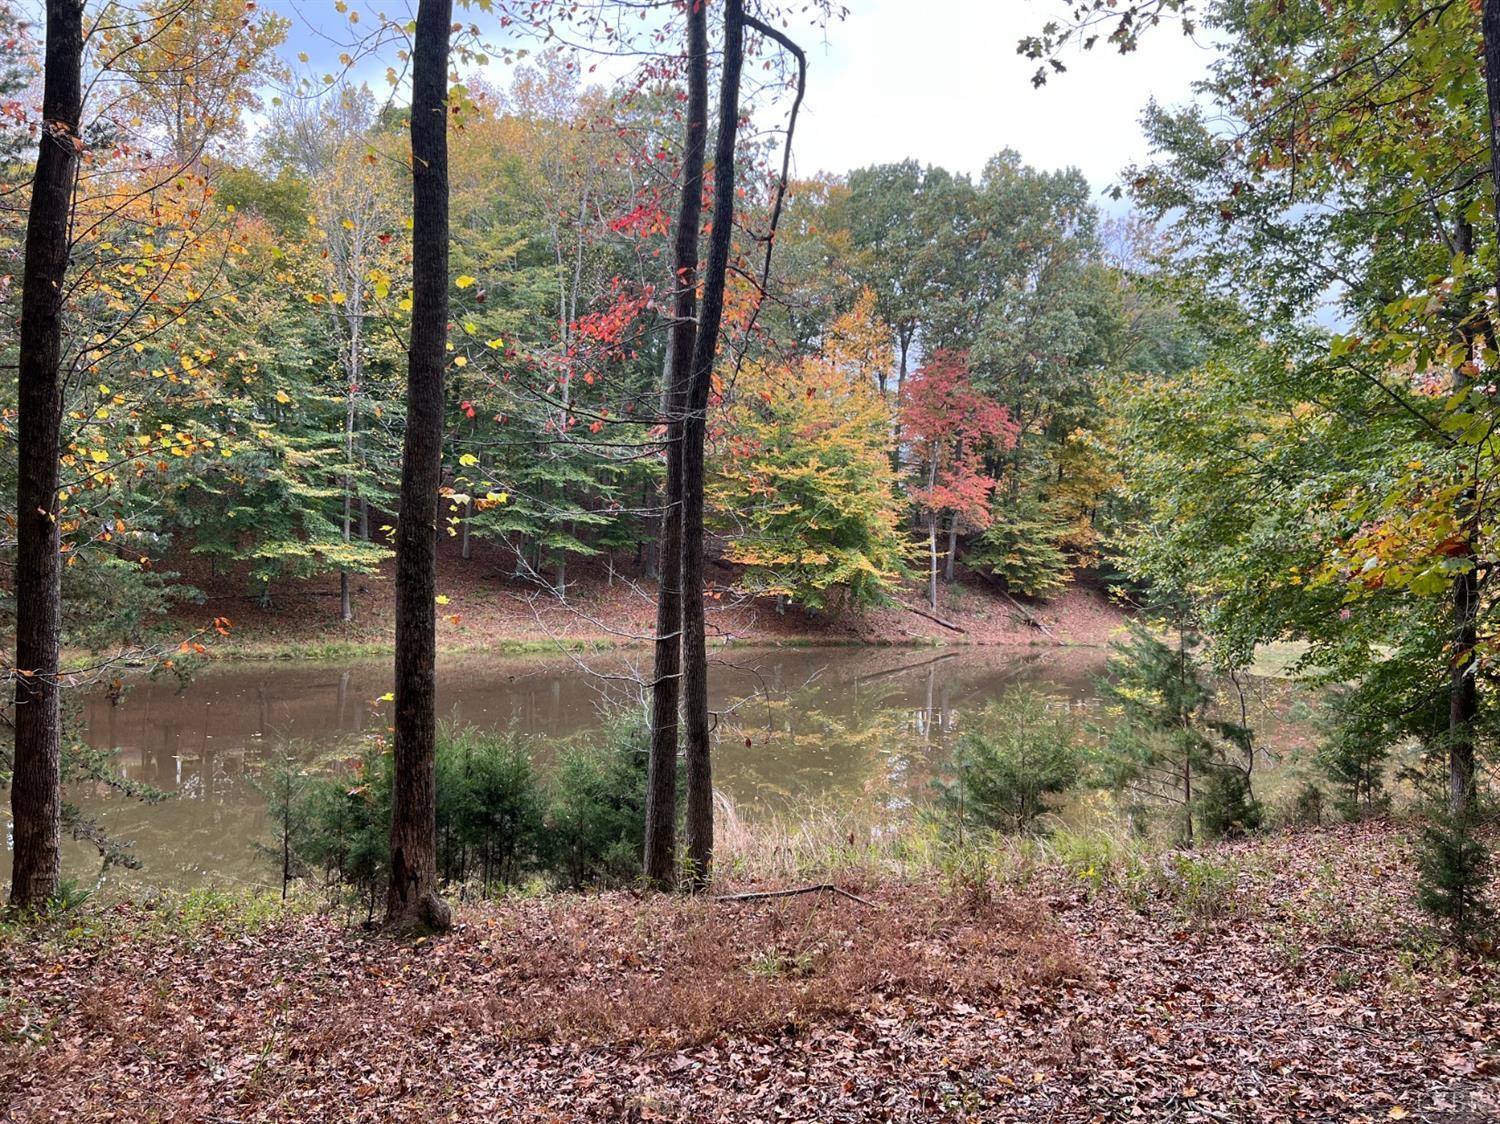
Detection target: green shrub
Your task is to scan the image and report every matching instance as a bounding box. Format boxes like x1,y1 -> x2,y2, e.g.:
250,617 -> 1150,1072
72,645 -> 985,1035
941,688 -> 1082,835
1288,781 -> 1326,827
1095,623 -> 1256,848
544,714 -> 653,889
1416,806 -> 1494,947
251,750 -> 315,900
1197,767 -> 1263,839
299,742 -> 392,920
285,713 -> 665,903
435,726 -> 544,890
1315,687 -> 1392,820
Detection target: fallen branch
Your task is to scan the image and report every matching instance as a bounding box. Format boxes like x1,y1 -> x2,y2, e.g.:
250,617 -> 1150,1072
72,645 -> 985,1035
976,571 -> 1062,642
901,603 -> 966,633
712,884 -> 876,908
999,588 -> 1059,641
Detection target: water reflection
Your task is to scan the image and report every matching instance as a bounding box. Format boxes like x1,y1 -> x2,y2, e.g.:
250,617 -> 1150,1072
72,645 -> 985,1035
5,644 -> 1111,892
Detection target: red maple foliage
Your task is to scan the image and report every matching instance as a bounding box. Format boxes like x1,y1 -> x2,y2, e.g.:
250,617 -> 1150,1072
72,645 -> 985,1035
900,350 -> 1018,530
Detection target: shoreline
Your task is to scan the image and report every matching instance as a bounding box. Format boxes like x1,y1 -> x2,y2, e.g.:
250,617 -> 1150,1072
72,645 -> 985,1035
162,544 -> 1132,665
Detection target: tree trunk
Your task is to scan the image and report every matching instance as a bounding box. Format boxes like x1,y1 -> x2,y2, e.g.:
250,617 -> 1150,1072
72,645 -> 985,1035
680,0 -> 745,889
342,351 -> 358,621
339,256 -> 362,624
9,0 -> 83,911
890,331 -> 911,474
386,0 -> 452,933
1183,755 -> 1194,849
926,446 -> 940,610
644,0 -> 708,889
1459,0 -> 1500,813
928,514 -> 939,610
944,514 -> 959,583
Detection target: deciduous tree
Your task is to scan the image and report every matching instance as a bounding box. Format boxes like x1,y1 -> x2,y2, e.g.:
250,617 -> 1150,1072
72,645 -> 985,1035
386,0 -> 453,933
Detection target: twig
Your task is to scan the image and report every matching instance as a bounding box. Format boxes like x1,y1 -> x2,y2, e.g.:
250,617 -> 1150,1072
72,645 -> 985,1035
712,884 -> 876,908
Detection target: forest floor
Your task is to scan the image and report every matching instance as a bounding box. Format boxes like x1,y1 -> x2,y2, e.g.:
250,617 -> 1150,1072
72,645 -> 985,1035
171,536 -> 1129,660
3,821 -> 1498,1122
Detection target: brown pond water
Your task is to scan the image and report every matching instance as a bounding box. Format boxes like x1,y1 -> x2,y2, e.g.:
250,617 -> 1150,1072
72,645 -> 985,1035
1,644 -> 1312,895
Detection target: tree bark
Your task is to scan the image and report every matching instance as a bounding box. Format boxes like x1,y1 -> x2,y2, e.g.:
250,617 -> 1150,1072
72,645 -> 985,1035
1461,0 -> 1500,813
386,0 -> 453,933
680,0 -> 745,889
944,513 -> 959,583
643,0 -> 708,889
9,0 -> 83,911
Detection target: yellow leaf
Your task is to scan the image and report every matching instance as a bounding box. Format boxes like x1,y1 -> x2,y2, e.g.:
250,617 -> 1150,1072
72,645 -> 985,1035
455,274 -> 476,289
275,390 -> 291,405
435,594 -> 451,605
458,453 -> 479,466
453,355 -> 467,368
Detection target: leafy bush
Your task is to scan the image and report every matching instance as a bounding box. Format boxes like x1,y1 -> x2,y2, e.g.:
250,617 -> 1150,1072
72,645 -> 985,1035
941,688 -> 1081,835
1160,853 -> 1240,920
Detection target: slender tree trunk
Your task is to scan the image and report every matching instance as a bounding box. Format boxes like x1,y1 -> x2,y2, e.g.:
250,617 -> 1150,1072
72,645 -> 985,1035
340,281 -> 362,623
643,0 -> 708,889
386,0 -> 453,933
928,515 -> 939,609
10,0 -> 83,911
944,514 -> 959,583
680,0 -> 745,888
640,477 -> 657,578
926,446 -> 940,610
1183,757 -> 1194,849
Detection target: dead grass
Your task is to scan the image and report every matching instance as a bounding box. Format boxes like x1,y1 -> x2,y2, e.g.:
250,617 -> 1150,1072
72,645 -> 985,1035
465,888 -> 1081,1047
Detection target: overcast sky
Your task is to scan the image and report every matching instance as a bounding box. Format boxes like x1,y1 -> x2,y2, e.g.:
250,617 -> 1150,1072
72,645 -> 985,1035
785,0 -> 1211,194
275,0 -> 1213,200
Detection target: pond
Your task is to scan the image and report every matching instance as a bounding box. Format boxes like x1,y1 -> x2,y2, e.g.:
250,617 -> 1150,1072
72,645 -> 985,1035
2,643 -> 1313,895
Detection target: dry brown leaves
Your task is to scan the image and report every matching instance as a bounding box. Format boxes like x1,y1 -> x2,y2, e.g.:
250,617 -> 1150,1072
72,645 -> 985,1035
2,822 -> 1497,1122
